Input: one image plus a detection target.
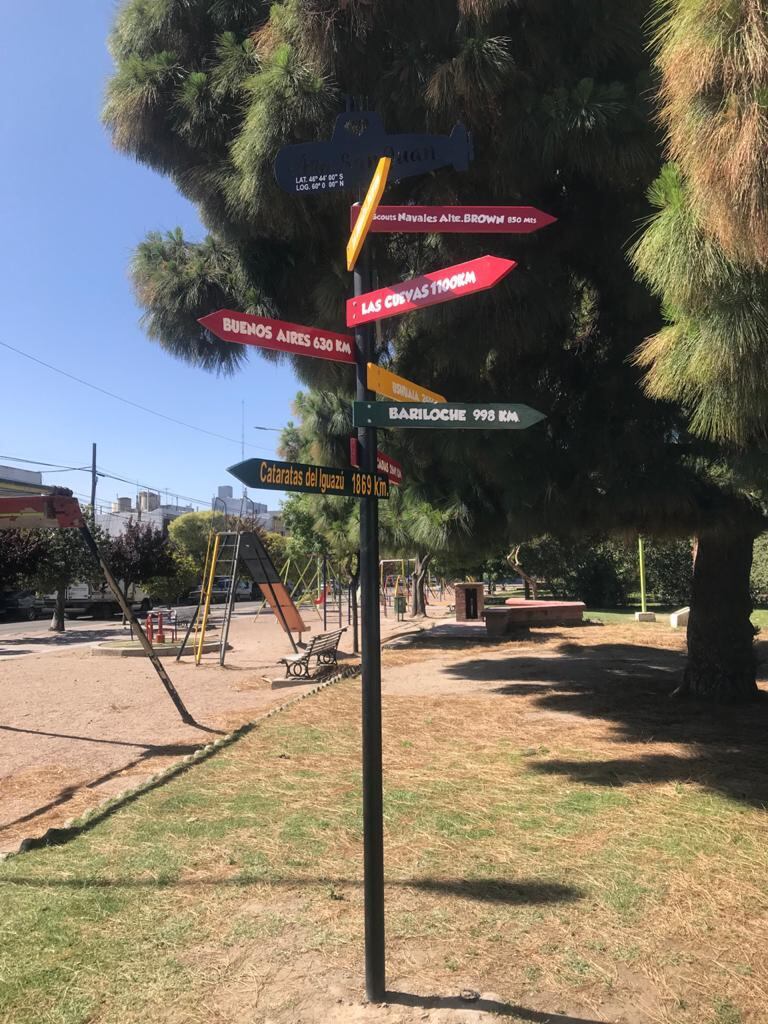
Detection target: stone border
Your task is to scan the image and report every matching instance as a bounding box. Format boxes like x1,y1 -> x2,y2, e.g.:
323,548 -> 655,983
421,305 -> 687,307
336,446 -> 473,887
0,663 -> 361,860
91,640 -> 224,658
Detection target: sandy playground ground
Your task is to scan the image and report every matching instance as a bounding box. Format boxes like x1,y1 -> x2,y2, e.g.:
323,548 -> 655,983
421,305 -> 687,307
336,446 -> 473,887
0,603 -> 698,856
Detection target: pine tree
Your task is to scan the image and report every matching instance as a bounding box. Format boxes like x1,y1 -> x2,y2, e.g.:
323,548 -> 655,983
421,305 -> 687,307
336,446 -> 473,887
105,0 -> 766,701
629,1 -> 768,699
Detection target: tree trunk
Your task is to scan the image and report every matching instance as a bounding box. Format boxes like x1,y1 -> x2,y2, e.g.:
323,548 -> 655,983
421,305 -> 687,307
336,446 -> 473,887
50,586 -> 66,632
410,554 -> 431,617
681,526 -> 758,703
508,545 -> 538,599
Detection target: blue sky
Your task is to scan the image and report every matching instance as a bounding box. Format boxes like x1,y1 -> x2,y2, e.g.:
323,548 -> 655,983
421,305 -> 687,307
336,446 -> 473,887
0,3 -> 303,513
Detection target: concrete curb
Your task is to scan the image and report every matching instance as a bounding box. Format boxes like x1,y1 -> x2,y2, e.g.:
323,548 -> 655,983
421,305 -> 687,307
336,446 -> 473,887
91,640 -> 225,658
0,663 -> 361,860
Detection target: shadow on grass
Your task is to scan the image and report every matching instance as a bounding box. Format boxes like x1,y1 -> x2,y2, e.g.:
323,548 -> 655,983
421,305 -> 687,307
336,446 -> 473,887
0,874 -> 584,906
388,991 -> 606,1023
441,642 -> 768,808
0,741 -> 205,833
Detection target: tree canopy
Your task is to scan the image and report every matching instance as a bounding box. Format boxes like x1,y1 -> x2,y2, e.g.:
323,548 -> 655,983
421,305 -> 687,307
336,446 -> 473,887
104,0 -> 768,699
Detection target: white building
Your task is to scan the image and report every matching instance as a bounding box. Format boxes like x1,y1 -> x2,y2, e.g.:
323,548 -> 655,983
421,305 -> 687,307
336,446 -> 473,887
213,485 -> 267,518
96,502 -> 194,539
0,463 -> 47,497
213,486 -> 287,535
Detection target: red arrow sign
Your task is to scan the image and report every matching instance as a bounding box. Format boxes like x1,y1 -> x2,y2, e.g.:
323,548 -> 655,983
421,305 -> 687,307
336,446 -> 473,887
346,255 -> 516,327
350,438 -> 403,485
350,205 -> 556,234
198,309 -> 355,364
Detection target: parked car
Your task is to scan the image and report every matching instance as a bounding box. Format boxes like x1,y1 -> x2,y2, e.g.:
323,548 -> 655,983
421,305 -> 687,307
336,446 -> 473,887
0,589 -> 45,621
186,577 -> 252,605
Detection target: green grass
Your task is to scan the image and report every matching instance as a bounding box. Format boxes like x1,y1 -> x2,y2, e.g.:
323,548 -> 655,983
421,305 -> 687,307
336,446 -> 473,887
586,605 -> 768,628
0,680 -> 765,1023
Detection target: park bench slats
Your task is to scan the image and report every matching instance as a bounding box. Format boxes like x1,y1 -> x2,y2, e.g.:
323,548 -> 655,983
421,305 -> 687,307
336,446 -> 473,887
281,627 -> 346,678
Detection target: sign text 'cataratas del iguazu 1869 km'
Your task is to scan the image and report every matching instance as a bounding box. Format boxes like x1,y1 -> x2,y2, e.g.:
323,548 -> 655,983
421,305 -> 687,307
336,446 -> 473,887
228,458 -> 389,499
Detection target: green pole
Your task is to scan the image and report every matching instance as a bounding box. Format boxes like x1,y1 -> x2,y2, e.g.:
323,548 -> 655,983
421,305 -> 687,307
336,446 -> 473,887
638,536 -> 647,613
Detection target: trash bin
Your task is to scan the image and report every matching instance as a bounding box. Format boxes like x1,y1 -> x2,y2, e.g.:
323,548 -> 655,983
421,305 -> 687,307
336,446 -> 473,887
394,595 -> 407,621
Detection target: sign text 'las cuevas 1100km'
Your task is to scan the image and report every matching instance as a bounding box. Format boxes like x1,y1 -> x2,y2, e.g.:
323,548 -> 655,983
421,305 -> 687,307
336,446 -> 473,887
350,205 -> 557,235
228,458 -> 389,499
346,255 -> 516,327
353,402 -> 546,431
199,310 -> 355,365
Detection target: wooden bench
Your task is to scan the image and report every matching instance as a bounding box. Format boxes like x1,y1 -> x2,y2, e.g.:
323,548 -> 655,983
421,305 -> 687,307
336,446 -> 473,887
281,628 -> 346,678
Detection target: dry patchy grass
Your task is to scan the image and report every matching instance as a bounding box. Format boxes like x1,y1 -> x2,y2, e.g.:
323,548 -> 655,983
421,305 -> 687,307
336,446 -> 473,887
2,649 -> 768,1023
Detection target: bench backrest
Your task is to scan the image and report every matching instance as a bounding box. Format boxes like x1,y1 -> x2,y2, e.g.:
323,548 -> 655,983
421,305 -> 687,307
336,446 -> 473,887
305,629 -> 345,655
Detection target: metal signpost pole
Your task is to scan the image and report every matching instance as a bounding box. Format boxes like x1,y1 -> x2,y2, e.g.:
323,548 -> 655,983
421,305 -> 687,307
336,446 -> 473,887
323,554 -> 328,631
355,243 -> 386,1002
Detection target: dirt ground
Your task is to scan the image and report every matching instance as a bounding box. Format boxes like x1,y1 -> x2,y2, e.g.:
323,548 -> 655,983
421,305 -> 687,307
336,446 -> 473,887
0,606 -> 378,854
0,607 -> 687,856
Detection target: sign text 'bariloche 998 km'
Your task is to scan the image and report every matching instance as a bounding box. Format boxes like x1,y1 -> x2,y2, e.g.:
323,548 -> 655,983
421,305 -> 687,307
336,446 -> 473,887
228,458 -> 389,499
353,401 -> 546,430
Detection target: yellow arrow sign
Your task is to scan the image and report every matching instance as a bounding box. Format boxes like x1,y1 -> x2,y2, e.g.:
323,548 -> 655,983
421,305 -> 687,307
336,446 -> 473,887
346,157 -> 391,272
366,363 -> 446,404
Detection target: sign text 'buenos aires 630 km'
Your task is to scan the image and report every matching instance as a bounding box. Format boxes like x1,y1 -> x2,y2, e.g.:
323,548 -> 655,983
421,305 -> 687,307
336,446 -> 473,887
199,310 -> 355,365
346,255 -> 516,327
228,458 -> 389,499
353,401 -> 546,431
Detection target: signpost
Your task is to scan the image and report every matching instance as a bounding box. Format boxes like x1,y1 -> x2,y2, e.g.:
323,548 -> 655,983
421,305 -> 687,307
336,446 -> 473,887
366,363 -> 445,404
350,438 -> 404,486
268,105 -> 569,1007
198,310 -> 355,365
353,401 -> 546,430
351,204 -> 557,234
353,239 -> 386,1003
228,457 -> 389,499
347,255 -> 516,327
274,111 -> 472,193
347,157 -> 391,272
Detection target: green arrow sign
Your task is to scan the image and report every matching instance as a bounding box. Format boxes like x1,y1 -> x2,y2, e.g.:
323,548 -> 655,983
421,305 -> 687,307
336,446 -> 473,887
352,401 -> 546,430
228,457 -> 389,499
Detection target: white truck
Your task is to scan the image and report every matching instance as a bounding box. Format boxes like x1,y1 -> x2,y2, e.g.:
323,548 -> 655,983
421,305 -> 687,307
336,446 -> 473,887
43,581 -> 152,619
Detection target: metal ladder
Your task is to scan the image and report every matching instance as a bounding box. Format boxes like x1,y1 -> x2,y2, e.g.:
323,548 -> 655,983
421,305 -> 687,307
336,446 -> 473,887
194,531 -> 242,666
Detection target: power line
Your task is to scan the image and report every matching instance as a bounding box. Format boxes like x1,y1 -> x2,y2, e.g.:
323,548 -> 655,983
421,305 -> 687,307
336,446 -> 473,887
0,454 -> 211,511
0,340 -> 276,453
97,467 -> 212,509
0,454 -> 91,472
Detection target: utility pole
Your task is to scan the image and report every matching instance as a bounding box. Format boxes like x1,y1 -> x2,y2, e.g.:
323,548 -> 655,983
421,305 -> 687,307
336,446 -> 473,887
90,443 -> 97,517
354,243 -> 385,1002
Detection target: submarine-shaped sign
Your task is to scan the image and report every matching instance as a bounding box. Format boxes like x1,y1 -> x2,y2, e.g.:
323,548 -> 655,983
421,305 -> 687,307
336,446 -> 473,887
274,111 -> 472,194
